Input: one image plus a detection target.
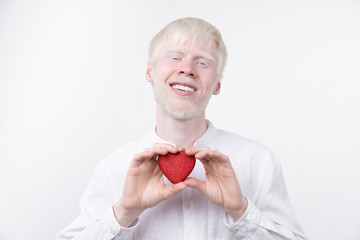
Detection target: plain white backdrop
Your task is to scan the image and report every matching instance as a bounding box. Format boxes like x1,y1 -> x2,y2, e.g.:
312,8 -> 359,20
1,0 -> 359,239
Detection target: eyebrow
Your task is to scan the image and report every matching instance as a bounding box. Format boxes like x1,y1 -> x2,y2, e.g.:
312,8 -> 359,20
165,48 -> 216,62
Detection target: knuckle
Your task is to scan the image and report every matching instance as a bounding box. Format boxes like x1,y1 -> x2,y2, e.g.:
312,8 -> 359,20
153,143 -> 175,149
209,149 -> 219,156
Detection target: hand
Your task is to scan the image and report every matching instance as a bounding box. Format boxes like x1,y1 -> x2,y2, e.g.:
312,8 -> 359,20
184,146 -> 248,221
113,144 -> 186,227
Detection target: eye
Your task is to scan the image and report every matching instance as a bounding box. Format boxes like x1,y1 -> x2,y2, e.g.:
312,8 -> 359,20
196,60 -> 209,66
170,55 -> 182,61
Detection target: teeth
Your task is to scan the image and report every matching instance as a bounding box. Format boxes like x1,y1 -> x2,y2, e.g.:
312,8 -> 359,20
172,84 -> 195,92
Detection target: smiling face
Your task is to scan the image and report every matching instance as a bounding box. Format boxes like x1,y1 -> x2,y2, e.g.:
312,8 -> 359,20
146,39 -> 221,120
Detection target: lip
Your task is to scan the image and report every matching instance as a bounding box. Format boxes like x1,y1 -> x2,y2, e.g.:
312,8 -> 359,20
168,81 -> 198,92
168,81 -> 198,96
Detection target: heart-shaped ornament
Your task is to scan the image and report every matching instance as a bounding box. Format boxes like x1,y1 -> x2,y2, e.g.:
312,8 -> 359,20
158,150 -> 196,184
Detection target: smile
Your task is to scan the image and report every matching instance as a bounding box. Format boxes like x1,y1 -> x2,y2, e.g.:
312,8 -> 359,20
171,84 -> 195,92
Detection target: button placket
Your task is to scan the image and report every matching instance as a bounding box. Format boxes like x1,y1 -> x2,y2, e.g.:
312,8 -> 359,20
110,223 -> 120,235
182,189 -> 196,240
184,188 -> 191,207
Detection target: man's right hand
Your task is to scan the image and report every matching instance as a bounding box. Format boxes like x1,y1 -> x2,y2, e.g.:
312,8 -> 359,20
113,143 -> 186,227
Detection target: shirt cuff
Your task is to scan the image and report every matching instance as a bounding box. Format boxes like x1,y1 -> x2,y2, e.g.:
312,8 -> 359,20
223,198 -> 262,237
99,207 -> 139,239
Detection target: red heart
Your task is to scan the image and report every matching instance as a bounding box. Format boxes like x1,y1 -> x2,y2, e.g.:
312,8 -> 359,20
158,150 -> 196,184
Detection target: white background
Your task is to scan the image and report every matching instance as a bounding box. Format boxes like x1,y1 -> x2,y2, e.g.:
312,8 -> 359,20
1,0 -> 359,239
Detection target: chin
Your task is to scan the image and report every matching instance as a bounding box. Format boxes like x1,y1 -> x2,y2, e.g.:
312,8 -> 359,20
154,90 -> 212,120
156,98 -> 208,120
169,109 -> 200,120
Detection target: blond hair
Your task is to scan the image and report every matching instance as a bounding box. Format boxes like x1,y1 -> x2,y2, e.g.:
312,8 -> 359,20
148,17 -> 227,80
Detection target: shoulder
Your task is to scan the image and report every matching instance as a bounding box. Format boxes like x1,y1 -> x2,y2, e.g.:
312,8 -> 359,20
211,128 -> 280,167
214,129 -> 271,155
98,133 -> 155,170
212,129 -> 283,186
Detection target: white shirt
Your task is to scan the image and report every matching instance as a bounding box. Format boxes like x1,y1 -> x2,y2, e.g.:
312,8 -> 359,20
56,121 -> 307,240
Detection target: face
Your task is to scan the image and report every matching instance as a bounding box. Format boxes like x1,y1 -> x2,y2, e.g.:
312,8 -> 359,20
146,39 -> 221,120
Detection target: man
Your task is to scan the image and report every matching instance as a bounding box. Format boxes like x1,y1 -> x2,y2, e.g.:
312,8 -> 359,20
57,17 -> 306,239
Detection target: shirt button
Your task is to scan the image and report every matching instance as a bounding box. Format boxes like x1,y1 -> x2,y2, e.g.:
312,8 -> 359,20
110,223 -> 120,235
231,229 -> 238,234
184,203 -> 191,209
110,228 -> 117,235
103,232 -> 113,240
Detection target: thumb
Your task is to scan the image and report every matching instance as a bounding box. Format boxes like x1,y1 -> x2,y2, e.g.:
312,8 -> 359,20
162,182 -> 187,200
184,177 -> 206,195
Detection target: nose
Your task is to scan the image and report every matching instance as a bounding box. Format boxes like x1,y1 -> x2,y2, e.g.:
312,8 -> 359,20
178,59 -> 196,77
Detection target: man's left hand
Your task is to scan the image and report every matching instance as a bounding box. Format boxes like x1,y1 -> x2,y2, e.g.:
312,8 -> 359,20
184,146 -> 248,221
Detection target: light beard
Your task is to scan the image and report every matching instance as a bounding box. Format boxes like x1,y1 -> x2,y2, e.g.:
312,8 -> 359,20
154,88 -> 211,120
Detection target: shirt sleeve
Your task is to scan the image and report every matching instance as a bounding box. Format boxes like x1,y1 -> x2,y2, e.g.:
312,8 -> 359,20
224,152 -> 307,240
56,161 -> 138,240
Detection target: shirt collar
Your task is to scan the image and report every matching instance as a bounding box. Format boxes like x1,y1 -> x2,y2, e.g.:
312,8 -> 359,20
148,119 -> 217,147
194,119 -> 217,147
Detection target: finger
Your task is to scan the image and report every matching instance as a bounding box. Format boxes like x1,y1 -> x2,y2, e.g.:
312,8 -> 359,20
162,182 -> 187,200
131,151 -> 157,167
184,146 -> 210,156
132,144 -> 186,168
183,177 -> 206,195
152,143 -> 182,154
150,147 -> 184,157
195,149 -> 229,164
143,146 -> 175,157
185,147 -> 226,166
184,146 -> 213,166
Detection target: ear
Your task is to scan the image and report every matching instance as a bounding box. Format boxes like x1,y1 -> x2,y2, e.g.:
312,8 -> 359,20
145,62 -> 153,83
213,81 -> 221,95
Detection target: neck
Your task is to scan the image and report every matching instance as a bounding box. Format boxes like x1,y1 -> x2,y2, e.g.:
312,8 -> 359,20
155,106 -> 208,147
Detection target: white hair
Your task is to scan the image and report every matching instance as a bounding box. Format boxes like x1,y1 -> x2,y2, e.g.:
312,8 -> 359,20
148,17 -> 227,81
